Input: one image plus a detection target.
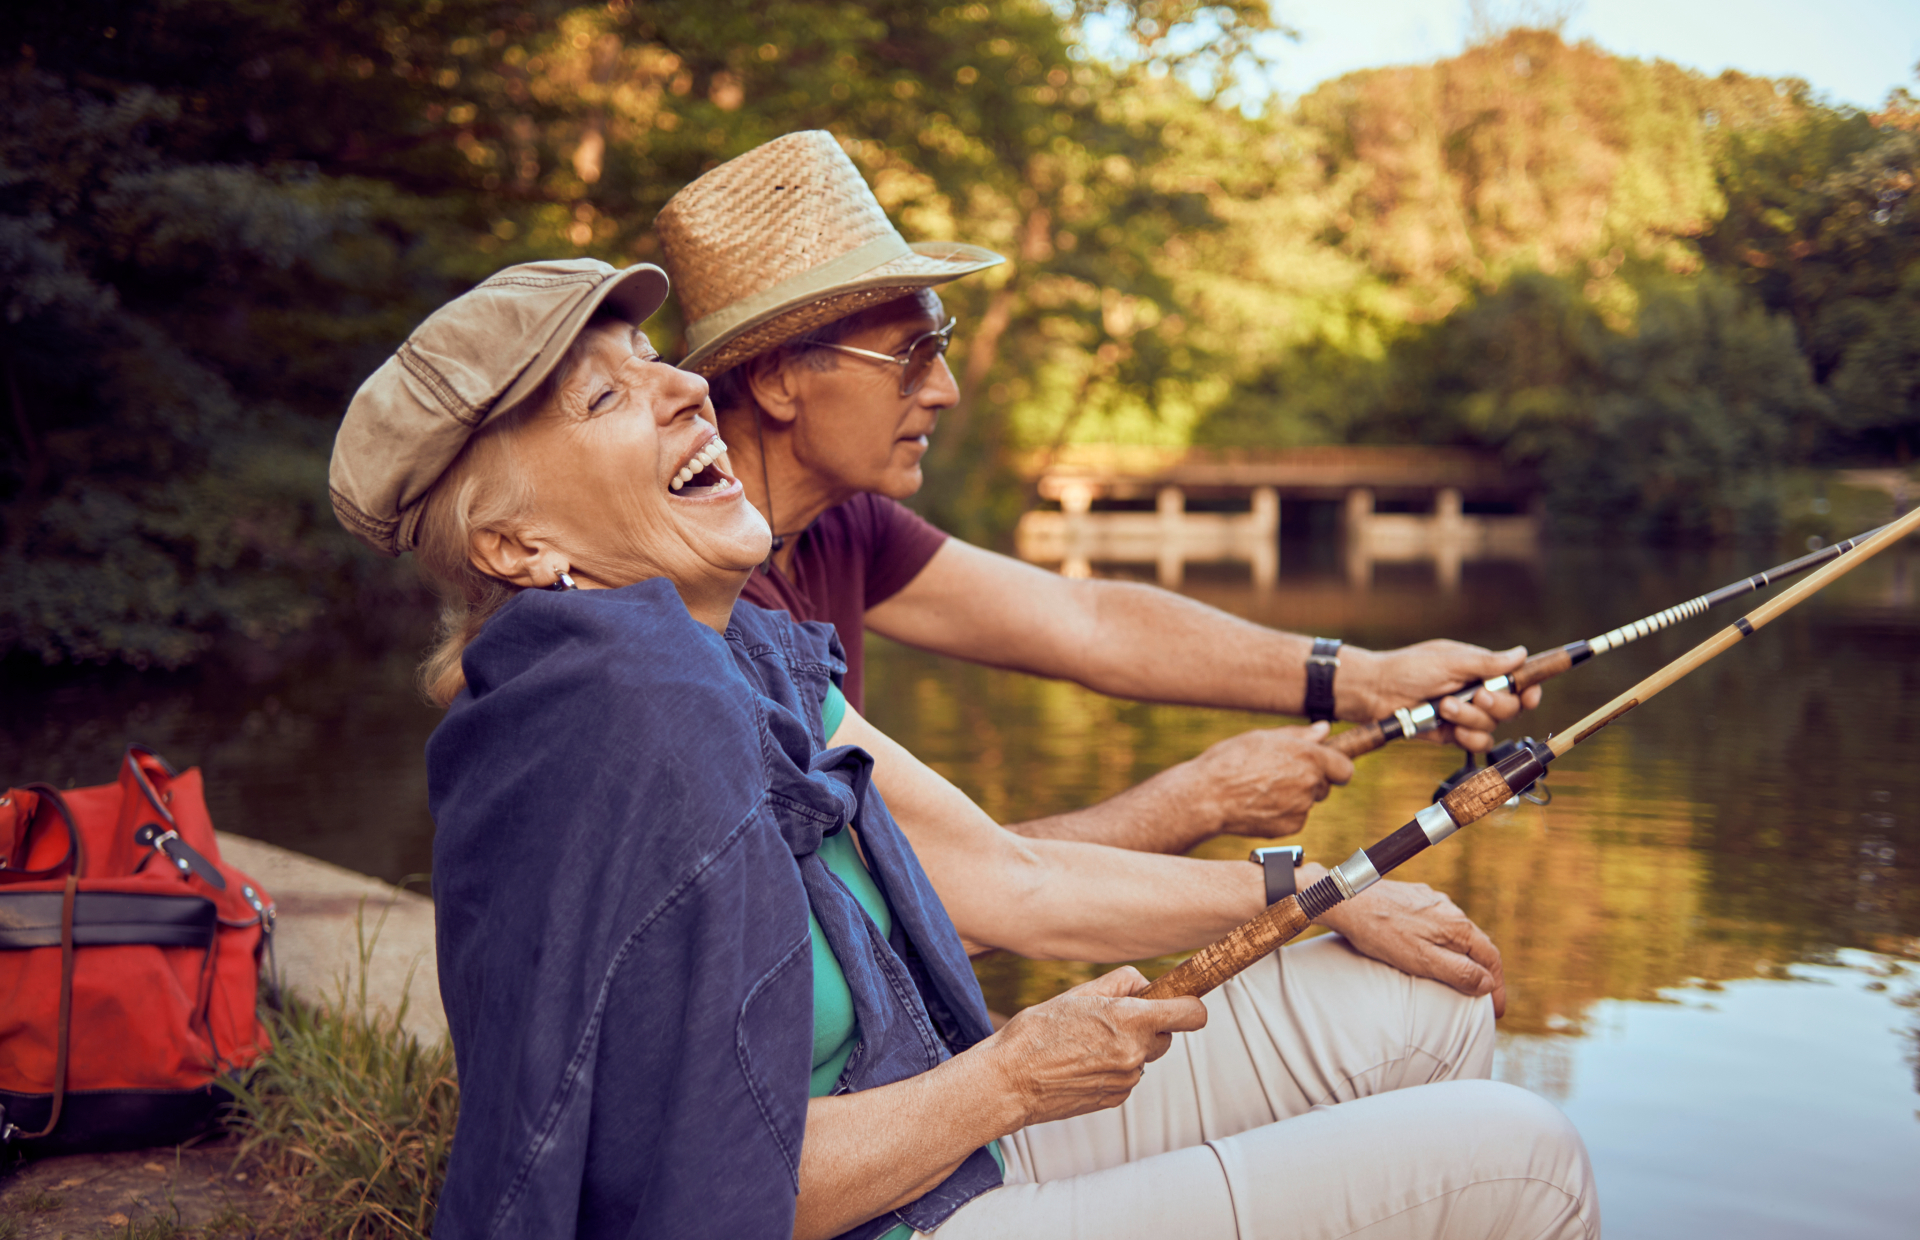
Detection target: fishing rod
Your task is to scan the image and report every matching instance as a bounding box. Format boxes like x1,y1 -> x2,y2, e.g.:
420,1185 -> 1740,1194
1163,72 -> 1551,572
1323,521 -> 1892,761
1145,502 -> 1920,1001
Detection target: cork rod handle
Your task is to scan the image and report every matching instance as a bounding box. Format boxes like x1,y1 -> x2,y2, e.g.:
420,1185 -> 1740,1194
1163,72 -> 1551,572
1510,645 -> 1574,692
1324,721 -> 1388,758
1140,895 -> 1314,999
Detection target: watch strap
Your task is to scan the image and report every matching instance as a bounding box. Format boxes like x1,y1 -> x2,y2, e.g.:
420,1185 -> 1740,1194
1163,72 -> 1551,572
1250,846 -> 1304,905
1304,637 -> 1342,723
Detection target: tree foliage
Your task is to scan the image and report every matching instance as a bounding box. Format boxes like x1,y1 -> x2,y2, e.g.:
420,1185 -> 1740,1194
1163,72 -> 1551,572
1,7 -> 1915,669
1194,33 -> 1919,534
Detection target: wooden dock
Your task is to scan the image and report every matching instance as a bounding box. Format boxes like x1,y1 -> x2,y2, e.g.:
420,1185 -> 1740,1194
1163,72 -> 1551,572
1014,445 -> 1541,588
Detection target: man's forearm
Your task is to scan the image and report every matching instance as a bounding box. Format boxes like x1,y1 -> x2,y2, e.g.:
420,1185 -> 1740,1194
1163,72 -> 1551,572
836,704 -> 1267,959
1068,579 -> 1319,714
869,543 -> 1368,718
872,542 -> 1535,740
1005,762 -> 1223,855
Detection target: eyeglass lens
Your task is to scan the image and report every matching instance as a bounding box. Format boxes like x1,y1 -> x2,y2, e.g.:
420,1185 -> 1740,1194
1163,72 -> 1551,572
900,325 -> 954,396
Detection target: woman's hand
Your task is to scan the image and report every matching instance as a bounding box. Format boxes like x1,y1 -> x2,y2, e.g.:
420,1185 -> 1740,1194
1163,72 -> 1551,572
981,966 -> 1209,1130
794,967 -> 1206,1238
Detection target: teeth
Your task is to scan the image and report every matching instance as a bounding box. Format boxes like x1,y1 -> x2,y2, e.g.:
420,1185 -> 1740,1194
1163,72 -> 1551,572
668,439 -> 728,493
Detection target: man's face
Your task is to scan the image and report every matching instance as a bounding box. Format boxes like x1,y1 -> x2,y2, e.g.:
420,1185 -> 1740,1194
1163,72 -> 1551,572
784,295 -> 958,502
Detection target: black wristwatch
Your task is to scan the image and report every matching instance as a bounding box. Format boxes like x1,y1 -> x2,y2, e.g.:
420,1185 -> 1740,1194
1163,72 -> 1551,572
1250,845 -> 1305,904
1304,637 -> 1342,723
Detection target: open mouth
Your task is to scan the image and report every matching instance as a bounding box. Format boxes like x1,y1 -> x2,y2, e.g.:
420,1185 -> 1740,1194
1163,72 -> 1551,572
668,435 -> 734,497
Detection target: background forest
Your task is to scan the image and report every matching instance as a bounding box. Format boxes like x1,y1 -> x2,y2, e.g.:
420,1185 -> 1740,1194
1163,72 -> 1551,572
2,0 -> 1917,670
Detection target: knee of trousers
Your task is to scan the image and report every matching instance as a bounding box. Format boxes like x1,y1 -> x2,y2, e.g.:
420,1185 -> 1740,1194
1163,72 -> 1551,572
1205,1079 -> 1598,1240
1431,1079 -> 1594,1189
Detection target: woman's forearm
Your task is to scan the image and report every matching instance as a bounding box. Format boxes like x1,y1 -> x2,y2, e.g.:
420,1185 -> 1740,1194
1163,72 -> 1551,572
795,1048 -> 1019,1240
831,705 -> 1266,961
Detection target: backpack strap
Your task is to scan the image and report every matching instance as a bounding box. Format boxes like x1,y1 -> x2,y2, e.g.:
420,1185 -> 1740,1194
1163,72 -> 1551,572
0,869 -> 79,1144
0,784 -> 84,883
0,785 -> 84,1146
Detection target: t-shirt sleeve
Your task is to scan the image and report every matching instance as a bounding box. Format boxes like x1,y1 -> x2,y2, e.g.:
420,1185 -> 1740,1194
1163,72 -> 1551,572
820,682 -> 848,740
857,494 -> 950,609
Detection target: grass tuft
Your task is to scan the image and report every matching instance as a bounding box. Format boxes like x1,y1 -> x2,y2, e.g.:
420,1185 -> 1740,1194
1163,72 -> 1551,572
224,904 -> 458,1240
15,1189 -> 61,1214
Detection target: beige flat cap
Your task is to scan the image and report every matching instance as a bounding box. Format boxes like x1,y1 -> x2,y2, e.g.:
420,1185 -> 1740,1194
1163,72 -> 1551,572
656,131 -> 1002,377
329,259 -> 668,556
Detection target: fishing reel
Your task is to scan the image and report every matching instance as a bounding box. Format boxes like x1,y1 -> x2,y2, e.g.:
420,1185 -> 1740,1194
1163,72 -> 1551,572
1432,738 -> 1551,808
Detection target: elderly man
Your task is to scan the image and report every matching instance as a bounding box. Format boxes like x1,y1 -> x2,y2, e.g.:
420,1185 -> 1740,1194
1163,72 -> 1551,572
655,131 -> 1542,856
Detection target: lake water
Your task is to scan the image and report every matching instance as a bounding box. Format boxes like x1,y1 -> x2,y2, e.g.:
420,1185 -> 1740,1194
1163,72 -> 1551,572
4,538 -> 1917,1233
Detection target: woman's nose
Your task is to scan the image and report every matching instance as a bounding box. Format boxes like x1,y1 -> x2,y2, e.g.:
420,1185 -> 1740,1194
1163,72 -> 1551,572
660,365 -> 712,420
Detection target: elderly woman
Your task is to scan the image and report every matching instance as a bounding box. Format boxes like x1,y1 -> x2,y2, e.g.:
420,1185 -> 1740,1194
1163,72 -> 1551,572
328,260 -> 1597,1240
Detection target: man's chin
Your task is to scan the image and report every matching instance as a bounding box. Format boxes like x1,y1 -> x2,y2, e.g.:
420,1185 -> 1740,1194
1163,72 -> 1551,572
872,464 -> 925,500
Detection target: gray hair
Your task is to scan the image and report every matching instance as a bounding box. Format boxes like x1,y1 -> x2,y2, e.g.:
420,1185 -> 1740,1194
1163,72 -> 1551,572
707,289 -> 942,413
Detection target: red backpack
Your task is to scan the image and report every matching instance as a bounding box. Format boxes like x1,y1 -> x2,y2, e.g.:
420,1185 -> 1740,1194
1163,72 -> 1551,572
0,745 -> 275,1152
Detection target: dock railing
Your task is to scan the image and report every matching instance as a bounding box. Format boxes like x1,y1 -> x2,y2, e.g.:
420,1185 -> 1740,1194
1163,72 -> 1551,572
1014,445 -> 1541,588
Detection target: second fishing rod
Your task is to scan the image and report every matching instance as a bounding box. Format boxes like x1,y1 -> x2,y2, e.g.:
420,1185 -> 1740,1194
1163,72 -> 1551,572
1321,521 -> 1890,761
1143,499 -> 1920,1002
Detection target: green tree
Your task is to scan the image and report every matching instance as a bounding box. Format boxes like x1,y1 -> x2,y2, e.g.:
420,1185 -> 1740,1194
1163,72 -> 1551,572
1702,110 -> 1920,456
0,0 -> 578,667
1,0 -> 1279,666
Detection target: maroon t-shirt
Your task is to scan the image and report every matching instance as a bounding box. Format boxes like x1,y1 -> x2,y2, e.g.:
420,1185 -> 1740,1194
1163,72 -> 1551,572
738,493 -> 949,712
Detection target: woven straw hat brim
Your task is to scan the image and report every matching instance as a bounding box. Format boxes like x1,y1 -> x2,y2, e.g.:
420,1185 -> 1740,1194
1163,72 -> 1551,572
680,241 -> 1002,377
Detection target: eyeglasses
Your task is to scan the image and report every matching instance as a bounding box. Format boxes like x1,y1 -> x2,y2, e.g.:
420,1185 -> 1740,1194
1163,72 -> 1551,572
813,319 -> 958,397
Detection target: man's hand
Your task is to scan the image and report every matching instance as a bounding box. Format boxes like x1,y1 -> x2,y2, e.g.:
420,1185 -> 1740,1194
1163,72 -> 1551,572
1006,721 -> 1352,852
1342,641 -> 1545,753
1186,722 -> 1355,839
1308,871 -> 1507,1016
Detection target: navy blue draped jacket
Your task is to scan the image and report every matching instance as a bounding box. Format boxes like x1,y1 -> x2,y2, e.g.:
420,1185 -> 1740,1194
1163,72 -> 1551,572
426,579 -> 1002,1239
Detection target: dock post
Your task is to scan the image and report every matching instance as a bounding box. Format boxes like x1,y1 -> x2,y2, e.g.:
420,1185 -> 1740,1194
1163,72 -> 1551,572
1436,486 -> 1463,591
1344,487 -> 1374,589
1157,486 -> 1185,589
1061,480 -> 1094,579
1251,486 -> 1279,591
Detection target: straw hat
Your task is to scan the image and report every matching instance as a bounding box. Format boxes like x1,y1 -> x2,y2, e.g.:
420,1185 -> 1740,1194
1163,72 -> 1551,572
656,131 -> 1003,377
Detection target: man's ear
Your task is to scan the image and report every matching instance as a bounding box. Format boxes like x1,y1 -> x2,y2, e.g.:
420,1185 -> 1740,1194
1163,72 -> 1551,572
743,353 -> 805,427
469,526 -> 554,588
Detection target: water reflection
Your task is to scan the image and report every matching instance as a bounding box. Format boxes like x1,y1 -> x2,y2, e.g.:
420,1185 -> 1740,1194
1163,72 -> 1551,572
1496,952 -> 1920,1240
861,545 -> 1920,1033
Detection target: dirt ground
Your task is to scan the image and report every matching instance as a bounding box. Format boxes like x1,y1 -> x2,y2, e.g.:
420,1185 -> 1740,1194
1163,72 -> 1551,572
0,1136 -> 284,1239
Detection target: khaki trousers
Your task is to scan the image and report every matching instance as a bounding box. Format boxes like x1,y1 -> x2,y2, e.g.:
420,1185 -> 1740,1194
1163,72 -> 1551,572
924,935 -> 1600,1240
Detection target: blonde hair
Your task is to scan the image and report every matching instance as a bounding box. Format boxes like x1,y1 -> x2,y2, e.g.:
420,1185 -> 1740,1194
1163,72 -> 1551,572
414,403 -> 541,707
412,318 -> 619,706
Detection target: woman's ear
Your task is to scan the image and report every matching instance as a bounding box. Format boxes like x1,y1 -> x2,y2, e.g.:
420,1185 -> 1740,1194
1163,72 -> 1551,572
743,353 -> 804,427
469,526 -> 558,588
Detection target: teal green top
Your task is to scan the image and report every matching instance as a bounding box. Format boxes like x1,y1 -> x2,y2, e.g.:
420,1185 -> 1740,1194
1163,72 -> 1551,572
808,683 -> 892,1095
808,684 -> 1004,1235
821,680 -> 848,747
